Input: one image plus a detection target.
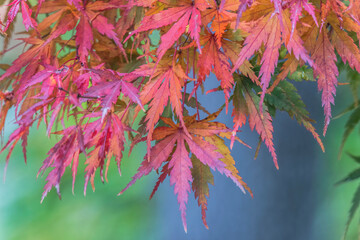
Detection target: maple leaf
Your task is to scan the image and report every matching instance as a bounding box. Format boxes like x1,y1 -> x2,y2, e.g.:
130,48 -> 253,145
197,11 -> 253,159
266,12 -> 319,93
131,0 -> 156,7
38,0 -> 127,62
0,91 -> 15,134
265,81 -> 324,152
231,84 -> 248,147
235,0 -> 254,29
232,80 -> 278,168
337,105 -> 360,159
149,162 -> 171,200
319,0 -> 347,30
221,30 -> 259,83
82,68 -> 144,120
38,127 -> 79,202
202,0 -> 238,47
288,0 -> 317,38
0,122 -> 30,180
205,134 -> 251,193
191,155 -> 214,229
125,1 -> 203,62
346,0 -> 360,28
233,4 -> 312,106
41,10 -> 77,46
133,62 -> 191,153
90,13 -> 127,59
328,15 -> 360,73
0,39 -> 45,81
76,16 -> 93,64
280,9 -> 313,66
67,0 -> 82,10
38,112 -> 130,199
312,28 -> 338,135
119,114 -> 250,231
4,0 -> 37,32
266,54 -> 300,93
232,13 -> 280,106
196,32 -> 234,110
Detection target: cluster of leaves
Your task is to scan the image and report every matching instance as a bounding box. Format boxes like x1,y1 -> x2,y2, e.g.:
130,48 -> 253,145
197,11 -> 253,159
1,0 -> 360,232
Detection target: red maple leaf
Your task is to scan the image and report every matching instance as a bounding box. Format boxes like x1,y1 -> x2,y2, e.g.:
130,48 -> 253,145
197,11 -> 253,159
119,113 -> 251,231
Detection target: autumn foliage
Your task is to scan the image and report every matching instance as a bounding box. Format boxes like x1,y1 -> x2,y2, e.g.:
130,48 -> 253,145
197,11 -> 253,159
0,0 -> 360,232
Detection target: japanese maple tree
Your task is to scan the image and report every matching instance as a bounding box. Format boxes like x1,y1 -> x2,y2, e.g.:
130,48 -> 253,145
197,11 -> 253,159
0,0 -> 359,234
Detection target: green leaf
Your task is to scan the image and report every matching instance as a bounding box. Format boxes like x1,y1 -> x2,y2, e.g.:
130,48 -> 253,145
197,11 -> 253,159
349,72 -> 360,106
347,153 -> 360,165
287,66 -> 315,82
342,183 -> 360,240
265,81 -> 324,151
333,102 -> 360,120
191,154 -> 214,229
335,168 -> 360,185
266,81 -> 308,120
184,93 -> 210,115
339,106 -> 360,159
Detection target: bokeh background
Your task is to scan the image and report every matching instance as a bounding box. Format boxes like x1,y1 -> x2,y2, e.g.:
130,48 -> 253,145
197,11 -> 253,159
1,24 -> 360,240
